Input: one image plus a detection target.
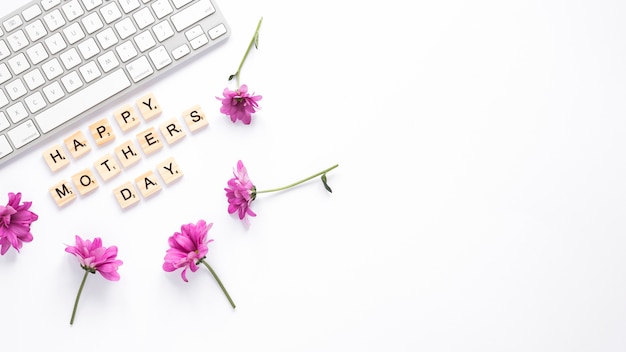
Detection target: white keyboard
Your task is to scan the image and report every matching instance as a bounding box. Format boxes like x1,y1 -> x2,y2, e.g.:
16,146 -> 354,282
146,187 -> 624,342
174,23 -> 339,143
0,0 -> 230,168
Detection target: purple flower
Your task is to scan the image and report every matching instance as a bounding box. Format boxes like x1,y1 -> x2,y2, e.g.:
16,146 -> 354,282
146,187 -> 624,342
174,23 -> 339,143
224,160 -> 257,222
163,220 -> 213,282
0,192 -> 38,255
65,235 -> 123,281
163,220 -> 236,308
66,235 -> 123,324
217,84 -> 262,124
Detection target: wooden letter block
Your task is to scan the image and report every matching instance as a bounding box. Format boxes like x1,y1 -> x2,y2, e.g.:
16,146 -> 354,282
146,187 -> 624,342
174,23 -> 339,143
136,126 -> 163,155
157,156 -> 183,184
64,130 -> 91,159
113,104 -> 141,132
135,170 -> 162,198
182,104 -> 208,132
114,139 -> 142,168
159,118 -> 186,144
89,118 -> 116,146
94,153 -> 121,181
71,168 -> 99,196
113,181 -> 140,209
49,180 -> 77,207
136,92 -> 162,121
43,144 -> 70,172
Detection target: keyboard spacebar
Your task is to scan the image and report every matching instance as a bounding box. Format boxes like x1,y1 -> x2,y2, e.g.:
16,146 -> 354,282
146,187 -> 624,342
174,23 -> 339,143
36,69 -> 132,133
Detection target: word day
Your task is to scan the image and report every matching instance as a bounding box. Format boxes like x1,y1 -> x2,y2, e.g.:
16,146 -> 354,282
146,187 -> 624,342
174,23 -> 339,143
44,92 -> 208,209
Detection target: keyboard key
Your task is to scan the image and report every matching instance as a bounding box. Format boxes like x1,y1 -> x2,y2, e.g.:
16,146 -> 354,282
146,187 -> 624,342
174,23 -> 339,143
3,15 -> 23,32
23,5 -> 43,21
77,38 -> 100,59
7,30 -> 29,52
25,92 -> 47,113
126,56 -> 154,82
134,31 -> 156,52
116,41 -> 138,62
63,22 -> 85,44
152,0 -> 173,19
96,27 -> 119,49
42,81 -> 65,103
0,91 -> 8,108
153,21 -> 174,42
60,48 -> 82,69
148,46 -> 172,70
79,61 -> 102,82
97,51 -> 120,72
172,44 -> 190,60
170,0 -> 215,32
62,0 -> 85,21
42,58 -> 63,79
6,79 -> 27,100
100,2 -> 122,23
190,33 -> 208,50
26,43 -> 49,65
81,0 -> 103,11
133,7 -> 155,29
115,17 -> 137,40
25,20 -> 48,41
0,135 -> 13,159
0,63 -> 11,85
0,112 -> 9,132
209,23 -> 227,40
35,69 -> 131,133
172,0 -> 194,9
119,0 -> 141,13
7,102 -> 28,123
41,0 -> 62,11
45,32 -> 67,54
24,69 -> 46,90
8,53 -> 31,75
82,12 -> 104,34
61,71 -> 83,93
7,119 -> 40,148
0,40 -> 10,60
43,9 -> 66,31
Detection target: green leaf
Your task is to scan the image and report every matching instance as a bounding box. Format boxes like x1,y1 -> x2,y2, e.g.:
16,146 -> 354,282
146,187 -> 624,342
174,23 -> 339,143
228,73 -> 237,81
321,174 -> 332,193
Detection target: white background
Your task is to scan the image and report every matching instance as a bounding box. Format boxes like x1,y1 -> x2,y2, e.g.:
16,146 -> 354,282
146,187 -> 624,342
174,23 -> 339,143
2,0 -> 626,351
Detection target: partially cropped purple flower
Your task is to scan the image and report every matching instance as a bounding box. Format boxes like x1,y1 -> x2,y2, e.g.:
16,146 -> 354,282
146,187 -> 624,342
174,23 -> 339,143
65,236 -> 123,281
163,220 -> 213,282
224,160 -> 257,221
66,235 -> 122,324
217,84 -> 262,124
0,192 -> 38,255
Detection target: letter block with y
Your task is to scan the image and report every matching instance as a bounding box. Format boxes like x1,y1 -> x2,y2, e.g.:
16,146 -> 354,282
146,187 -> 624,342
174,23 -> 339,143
136,92 -> 162,121
157,156 -> 183,184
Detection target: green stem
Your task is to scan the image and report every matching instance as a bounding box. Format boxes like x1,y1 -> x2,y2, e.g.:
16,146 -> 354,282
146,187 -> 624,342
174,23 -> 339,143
233,17 -> 263,87
201,259 -> 236,309
70,271 -> 89,325
256,164 -> 339,194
